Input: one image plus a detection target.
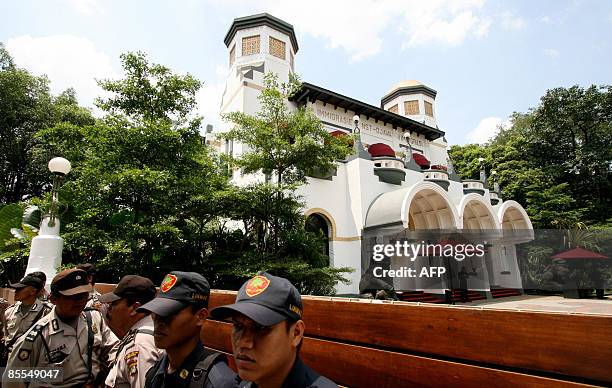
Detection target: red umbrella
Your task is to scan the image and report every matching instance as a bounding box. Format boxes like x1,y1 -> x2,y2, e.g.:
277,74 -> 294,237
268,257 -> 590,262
551,247 -> 608,260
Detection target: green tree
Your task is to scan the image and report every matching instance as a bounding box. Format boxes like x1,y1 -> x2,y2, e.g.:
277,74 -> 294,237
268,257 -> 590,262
96,51 -> 201,127
218,73 -> 353,293
0,44 -> 95,204
222,73 -> 351,187
36,52 -> 225,281
450,85 -> 611,229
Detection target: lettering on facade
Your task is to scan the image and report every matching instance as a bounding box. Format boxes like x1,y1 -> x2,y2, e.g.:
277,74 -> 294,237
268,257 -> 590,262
314,104 -> 429,148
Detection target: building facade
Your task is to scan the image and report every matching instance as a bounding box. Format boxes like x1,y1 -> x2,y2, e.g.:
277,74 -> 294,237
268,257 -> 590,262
218,14 -> 533,298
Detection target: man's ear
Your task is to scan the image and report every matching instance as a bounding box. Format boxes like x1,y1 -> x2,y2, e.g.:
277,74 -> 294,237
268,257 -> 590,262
49,294 -> 58,305
129,301 -> 142,316
195,307 -> 209,326
292,320 -> 305,348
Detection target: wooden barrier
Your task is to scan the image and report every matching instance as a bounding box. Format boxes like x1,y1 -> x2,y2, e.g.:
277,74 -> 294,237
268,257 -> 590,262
2,285 -> 610,386
205,291 -> 611,387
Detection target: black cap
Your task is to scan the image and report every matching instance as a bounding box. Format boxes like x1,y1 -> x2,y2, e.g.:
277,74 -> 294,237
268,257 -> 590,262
98,275 -> 157,304
10,275 -> 44,290
210,272 -> 303,326
76,263 -> 96,275
51,269 -> 93,296
137,272 -> 210,317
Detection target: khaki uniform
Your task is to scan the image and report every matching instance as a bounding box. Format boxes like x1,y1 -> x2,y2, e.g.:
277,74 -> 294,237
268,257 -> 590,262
105,315 -> 161,388
4,306 -> 119,388
1,300 -> 52,345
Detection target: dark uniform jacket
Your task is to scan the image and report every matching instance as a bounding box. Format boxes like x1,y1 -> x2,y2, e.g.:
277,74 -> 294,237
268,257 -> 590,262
238,356 -> 337,388
144,342 -> 236,388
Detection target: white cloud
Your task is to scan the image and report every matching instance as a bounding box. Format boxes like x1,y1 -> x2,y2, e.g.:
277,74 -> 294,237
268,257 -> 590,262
466,117 -> 510,144
212,0 -> 497,61
6,35 -> 117,111
196,64 -> 229,132
543,48 -> 560,59
540,15 -> 551,23
500,11 -> 525,30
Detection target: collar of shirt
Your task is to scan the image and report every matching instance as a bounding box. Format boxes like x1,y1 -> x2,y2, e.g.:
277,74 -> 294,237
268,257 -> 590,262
152,342 -> 207,386
247,357 -> 320,388
47,307 -> 87,338
13,300 -> 41,315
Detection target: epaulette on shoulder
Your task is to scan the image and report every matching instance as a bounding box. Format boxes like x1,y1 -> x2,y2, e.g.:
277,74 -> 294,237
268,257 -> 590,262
25,323 -> 48,342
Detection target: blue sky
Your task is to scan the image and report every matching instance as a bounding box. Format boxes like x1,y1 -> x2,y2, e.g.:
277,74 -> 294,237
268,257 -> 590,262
1,0 -> 611,145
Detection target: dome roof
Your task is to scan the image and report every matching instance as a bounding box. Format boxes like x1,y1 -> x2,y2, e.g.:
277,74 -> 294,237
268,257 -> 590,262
385,80 -> 423,96
368,143 -> 396,157
381,80 -> 437,104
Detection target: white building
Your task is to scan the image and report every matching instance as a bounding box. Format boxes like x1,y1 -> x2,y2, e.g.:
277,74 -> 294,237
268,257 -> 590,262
218,14 -> 533,301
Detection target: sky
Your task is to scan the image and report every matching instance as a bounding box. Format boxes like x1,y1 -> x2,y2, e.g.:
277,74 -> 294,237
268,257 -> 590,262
1,0 -> 611,145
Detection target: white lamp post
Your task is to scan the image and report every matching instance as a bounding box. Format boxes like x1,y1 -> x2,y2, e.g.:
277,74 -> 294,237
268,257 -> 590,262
24,157 -> 71,286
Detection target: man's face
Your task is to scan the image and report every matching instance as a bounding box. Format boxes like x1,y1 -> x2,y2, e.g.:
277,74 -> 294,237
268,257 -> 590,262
52,292 -> 89,319
14,286 -> 36,302
230,313 -> 303,383
152,305 -> 206,349
106,298 -> 136,338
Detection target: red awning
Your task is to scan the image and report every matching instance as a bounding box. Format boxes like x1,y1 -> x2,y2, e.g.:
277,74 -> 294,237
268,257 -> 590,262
412,152 -> 430,168
430,164 -> 447,171
551,247 -> 608,260
329,130 -> 349,137
368,143 -> 396,157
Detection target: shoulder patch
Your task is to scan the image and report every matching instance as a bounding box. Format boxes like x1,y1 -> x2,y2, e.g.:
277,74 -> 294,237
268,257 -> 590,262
18,349 -> 31,361
125,350 -> 139,361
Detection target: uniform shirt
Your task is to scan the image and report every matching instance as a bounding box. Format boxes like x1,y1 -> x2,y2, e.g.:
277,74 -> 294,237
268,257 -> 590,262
4,306 -> 119,388
145,342 -> 237,388
238,356 -> 338,388
1,300 -> 52,345
105,315 -> 162,388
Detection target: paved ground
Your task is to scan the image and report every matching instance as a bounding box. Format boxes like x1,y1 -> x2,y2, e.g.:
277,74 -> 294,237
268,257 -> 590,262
459,294 -> 612,315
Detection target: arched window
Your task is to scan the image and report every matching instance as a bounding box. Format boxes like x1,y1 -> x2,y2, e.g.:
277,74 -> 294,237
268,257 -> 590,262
305,213 -> 330,257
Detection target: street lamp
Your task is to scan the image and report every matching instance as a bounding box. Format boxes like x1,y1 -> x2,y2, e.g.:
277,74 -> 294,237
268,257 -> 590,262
24,157 -> 71,285
478,157 -> 486,182
47,157 -> 71,227
402,131 -> 413,165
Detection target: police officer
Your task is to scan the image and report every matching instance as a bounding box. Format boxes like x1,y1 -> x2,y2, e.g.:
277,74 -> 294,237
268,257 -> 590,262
0,274 -> 52,365
28,271 -> 50,301
138,271 -> 237,388
98,275 -> 162,388
77,263 -> 102,309
4,268 -> 118,388
211,272 -> 337,388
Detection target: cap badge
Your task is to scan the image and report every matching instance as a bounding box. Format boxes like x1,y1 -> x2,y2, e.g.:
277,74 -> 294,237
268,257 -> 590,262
160,274 -> 178,293
245,275 -> 270,297
75,275 -> 81,280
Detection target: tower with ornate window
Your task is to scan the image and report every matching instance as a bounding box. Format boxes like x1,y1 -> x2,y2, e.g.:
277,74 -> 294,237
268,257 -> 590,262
221,13 -> 298,118
381,80 -> 438,129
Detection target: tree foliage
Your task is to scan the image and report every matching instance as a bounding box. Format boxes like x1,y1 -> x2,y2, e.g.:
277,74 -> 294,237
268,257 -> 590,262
0,44 -> 94,204
222,73 -> 351,187
450,85 -> 612,228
